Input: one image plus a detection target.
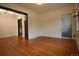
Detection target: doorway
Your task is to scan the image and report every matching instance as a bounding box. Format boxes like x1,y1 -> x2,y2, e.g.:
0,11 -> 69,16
62,13 -> 72,38
0,6 -> 28,39
18,19 -> 22,36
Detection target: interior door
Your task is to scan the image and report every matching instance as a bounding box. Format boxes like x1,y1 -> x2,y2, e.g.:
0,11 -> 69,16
62,13 -> 72,38
18,19 -> 22,36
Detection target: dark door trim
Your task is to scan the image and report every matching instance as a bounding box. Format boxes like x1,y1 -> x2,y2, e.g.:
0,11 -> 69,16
18,19 -> 22,36
0,5 -> 28,40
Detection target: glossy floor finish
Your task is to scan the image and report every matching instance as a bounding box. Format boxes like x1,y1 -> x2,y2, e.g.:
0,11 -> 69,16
0,36 -> 79,56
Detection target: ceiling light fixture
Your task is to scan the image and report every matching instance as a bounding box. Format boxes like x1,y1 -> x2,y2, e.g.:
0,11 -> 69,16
36,3 -> 43,5
35,0 -> 43,5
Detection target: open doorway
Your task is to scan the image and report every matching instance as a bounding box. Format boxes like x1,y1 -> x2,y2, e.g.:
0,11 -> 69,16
0,6 -> 28,39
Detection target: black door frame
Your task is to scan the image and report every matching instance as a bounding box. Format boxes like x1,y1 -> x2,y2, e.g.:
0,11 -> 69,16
0,6 -> 28,40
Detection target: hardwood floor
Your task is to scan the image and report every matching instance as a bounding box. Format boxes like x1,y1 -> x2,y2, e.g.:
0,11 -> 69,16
0,36 -> 79,56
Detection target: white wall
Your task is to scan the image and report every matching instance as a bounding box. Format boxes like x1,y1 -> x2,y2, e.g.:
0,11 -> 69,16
28,14 -> 41,39
21,15 -> 26,38
0,13 -> 18,38
37,6 -> 73,38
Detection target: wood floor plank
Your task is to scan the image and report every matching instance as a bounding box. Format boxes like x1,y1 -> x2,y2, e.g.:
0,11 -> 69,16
0,36 -> 79,56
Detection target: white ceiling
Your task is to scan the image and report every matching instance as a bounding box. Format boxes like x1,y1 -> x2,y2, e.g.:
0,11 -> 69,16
17,3 -> 73,13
